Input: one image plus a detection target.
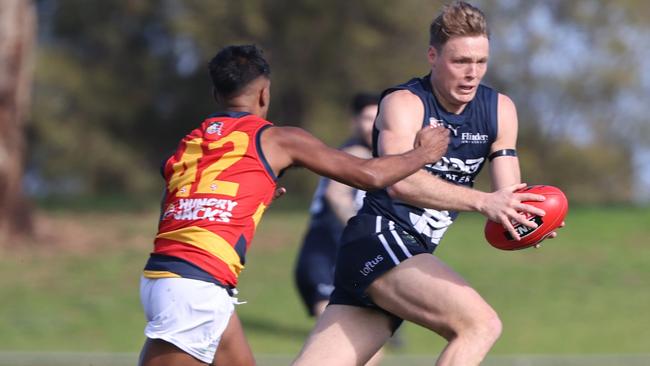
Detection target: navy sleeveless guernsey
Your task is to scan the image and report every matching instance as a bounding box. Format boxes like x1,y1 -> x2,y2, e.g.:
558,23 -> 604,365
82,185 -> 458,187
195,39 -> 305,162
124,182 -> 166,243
361,74 -> 498,250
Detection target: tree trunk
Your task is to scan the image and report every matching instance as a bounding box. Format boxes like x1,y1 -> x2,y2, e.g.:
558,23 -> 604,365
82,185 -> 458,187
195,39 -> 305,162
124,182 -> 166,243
0,0 -> 36,241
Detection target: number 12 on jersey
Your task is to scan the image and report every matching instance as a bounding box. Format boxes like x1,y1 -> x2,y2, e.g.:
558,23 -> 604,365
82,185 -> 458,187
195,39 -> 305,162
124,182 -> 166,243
167,131 -> 249,198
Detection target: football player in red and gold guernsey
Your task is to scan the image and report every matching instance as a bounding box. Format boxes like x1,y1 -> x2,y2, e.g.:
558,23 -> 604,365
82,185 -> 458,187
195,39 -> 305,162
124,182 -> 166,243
138,45 -> 450,366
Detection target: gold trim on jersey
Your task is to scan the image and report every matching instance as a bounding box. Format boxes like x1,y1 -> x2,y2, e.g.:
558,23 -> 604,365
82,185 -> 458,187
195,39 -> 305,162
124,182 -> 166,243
143,270 -> 181,279
156,226 -> 244,277
252,202 -> 267,228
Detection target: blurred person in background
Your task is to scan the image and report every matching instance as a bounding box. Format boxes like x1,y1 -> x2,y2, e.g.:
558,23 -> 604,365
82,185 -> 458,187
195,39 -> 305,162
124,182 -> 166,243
294,93 -> 402,365
294,93 -> 377,319
138,45 -> 449,366
293,2 -> 562,366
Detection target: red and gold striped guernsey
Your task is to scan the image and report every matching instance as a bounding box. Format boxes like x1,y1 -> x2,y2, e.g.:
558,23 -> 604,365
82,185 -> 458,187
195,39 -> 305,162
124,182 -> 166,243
144,111 -> 277,288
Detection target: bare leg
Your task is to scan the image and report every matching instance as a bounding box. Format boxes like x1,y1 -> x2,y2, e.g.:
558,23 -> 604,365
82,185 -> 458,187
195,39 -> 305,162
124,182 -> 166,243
139,313 -> 254,366
293,254 -> 501,366
365,346 -> 384,366
213,312 -> 256,366
367,254 -> 502,366
293,304 -> 394,366
313,300 -> 386,366
139,338 -> 207,366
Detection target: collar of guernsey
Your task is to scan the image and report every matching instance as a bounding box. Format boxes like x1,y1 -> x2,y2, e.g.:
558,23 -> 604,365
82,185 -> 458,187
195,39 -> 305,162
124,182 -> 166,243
144,111 -> 277,288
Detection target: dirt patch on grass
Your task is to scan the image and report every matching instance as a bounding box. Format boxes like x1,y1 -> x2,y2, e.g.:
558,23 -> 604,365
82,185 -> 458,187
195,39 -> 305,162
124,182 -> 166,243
0,209 -> 308,255
0,210 -> 159,256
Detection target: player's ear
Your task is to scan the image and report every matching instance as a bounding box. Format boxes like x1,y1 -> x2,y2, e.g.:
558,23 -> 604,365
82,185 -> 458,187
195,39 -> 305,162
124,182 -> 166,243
427,45 -> 437,65
259,80 -> 271,108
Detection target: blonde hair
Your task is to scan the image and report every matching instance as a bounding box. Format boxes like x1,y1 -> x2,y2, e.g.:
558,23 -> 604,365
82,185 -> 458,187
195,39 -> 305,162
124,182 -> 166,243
429,1 -> 489,50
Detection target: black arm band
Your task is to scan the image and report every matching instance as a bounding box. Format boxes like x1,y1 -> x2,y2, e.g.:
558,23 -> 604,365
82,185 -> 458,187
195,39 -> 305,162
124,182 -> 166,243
488,149 -> 517,161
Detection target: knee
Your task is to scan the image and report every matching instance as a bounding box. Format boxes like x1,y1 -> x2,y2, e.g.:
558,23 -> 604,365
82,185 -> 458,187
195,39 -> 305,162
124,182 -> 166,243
467,307 -> 502,344
483,309 -> 503,341
444,303 -> 501,342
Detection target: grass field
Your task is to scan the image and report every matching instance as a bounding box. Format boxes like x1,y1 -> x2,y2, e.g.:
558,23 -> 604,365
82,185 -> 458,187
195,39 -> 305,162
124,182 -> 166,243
1,204 -> 649,364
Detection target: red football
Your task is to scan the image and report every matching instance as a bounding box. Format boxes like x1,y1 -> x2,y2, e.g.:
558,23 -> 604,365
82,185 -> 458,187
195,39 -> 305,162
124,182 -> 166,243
484,185 -> 568,250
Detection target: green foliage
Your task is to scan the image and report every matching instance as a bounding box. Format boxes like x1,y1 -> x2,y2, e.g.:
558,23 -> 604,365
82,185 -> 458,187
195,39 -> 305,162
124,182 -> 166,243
29,0 -> 649,202
518,127 -> 634,203
31,0 -> 214,196
482,0 -> 650,202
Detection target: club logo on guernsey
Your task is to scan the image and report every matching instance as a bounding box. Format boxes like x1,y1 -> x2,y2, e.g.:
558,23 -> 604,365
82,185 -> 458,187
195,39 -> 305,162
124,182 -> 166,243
409,208 -> 453,244
428,117 -> 443,128
206,121 -> 224,135
359,255 -> 384,276
163,198 -> 238,223
429,117 -> 459,136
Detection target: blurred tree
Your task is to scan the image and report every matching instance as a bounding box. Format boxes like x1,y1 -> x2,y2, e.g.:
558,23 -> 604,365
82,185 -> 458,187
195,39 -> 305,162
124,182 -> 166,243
30,0 -> 178,198
27,0 -> 650,205
169,0 -> 443,197
481,0 -> 650,202
0,0 -> 36,239
30,0 -> 444,200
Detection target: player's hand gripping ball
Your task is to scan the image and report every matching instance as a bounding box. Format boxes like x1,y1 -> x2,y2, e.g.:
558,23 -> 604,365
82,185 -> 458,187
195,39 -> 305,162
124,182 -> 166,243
484,185 -> 568,250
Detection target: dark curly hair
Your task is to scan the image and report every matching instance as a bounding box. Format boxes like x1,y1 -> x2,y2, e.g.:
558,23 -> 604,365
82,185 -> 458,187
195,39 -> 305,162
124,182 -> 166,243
208,45 -> 271,99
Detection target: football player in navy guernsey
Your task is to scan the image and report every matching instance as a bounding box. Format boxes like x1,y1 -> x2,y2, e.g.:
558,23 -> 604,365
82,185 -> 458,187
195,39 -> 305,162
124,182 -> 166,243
293,2 -> 563,366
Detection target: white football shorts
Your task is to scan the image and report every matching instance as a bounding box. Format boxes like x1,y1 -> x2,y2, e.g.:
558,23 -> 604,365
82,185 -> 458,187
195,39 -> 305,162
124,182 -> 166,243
140,277 -> 236,363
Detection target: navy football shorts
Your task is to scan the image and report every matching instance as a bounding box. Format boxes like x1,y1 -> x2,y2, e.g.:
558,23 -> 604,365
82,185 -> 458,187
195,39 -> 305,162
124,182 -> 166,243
294,223 -> 343,316
329,213 -> 437,328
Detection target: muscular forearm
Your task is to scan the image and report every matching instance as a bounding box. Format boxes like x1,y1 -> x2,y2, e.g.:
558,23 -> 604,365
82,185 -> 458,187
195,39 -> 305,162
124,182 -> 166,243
489,156 -> 521,191
279,125 -> 447,192
358,148 -> 434,190
387,170 -> 489,213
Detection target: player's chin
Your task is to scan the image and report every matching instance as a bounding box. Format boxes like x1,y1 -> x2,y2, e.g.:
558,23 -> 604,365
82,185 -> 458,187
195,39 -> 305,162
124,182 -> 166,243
452,91 -> 476,103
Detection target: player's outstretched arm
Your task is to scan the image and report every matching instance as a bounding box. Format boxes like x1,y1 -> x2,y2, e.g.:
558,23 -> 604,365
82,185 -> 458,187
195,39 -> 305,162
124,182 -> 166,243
260,125 -> 449,191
